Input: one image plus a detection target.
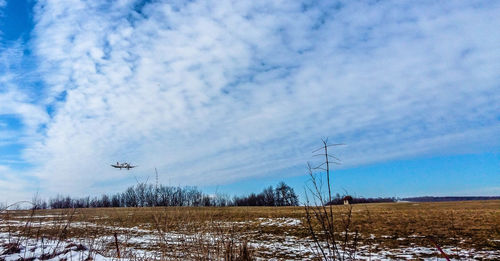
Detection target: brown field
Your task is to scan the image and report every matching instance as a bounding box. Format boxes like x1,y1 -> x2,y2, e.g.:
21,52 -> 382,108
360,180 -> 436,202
1,200 -> 500,260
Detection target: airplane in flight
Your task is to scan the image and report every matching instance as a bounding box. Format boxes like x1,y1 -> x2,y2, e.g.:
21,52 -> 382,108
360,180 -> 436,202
111,162 -> 137,170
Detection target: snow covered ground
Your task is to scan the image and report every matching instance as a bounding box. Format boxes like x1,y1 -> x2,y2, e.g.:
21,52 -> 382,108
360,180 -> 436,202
0,232 -> 115,261
1,217 -> 499,260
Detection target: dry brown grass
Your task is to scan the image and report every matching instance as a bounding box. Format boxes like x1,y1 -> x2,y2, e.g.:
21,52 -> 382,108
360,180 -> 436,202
1,200 -> 499,259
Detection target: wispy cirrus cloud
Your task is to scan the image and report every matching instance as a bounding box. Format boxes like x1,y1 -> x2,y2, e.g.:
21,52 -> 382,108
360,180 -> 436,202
0,0 -> 498,200
0,164 -> 37,203
0,41 -> 48,137
0,0 -> 6,13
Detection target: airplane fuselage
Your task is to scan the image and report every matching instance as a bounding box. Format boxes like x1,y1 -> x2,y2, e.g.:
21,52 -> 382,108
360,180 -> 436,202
111,162 -> 136,170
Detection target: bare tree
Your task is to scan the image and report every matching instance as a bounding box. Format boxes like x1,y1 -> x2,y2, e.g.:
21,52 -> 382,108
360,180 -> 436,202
304,139 -> 360,260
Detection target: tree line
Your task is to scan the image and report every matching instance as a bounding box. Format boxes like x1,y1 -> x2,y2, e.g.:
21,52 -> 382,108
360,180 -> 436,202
402,196 -> 500,202
33,181 -> 299,209
233,182 -> 298,206
326,193 -> 396,205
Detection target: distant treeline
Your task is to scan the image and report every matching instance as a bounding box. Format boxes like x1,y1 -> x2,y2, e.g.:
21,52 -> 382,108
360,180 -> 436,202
402,196 -> 500,202
327,194 -> 397,205
233,183 -> 298,206
33,181 -> 299,209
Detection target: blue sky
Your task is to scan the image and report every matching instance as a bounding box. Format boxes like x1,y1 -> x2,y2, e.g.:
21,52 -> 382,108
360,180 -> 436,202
0,0 -> 499,203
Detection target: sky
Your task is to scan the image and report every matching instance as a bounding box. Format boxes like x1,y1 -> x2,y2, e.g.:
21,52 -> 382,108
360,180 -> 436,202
0,0 -> 499,203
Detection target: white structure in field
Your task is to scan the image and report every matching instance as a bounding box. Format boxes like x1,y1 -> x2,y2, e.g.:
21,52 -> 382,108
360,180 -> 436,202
343,195 -> 353,205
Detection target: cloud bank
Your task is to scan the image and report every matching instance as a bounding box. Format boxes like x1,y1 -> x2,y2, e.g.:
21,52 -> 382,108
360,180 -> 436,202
1,0 -> 499,199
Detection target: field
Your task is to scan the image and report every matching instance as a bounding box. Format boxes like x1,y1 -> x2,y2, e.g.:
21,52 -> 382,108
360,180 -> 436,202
1,200 -> 499,260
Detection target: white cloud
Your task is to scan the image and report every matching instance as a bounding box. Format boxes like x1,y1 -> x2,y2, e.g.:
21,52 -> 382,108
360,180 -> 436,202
9,0 -> 498,197
0,165 -> 8,172
0,165 -> 37,204
0,43 -> 48,142
0,1 -> 6,21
